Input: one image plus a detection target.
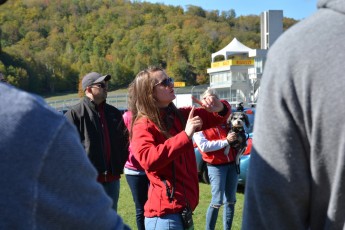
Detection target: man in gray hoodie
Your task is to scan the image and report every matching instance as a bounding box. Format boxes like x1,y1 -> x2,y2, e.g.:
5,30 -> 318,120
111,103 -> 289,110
242,0 -> 345,229
0,80 -> 130,229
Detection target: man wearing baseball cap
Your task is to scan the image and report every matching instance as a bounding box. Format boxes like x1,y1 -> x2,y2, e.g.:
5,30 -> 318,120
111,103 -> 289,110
65,72 -> 129,211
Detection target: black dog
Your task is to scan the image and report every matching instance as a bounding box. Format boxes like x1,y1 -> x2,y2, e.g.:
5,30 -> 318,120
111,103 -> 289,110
228,110 -> 250,173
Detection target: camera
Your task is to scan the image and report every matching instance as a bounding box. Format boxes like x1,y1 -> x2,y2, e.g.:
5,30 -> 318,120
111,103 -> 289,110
181,206 -> 194,229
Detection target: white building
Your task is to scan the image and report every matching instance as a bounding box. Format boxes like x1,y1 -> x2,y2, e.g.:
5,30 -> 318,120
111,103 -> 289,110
206,10 -> 283,107
261,10 -> 283,49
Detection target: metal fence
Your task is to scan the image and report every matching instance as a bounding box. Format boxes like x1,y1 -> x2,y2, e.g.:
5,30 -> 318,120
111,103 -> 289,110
47,84 -> 210,111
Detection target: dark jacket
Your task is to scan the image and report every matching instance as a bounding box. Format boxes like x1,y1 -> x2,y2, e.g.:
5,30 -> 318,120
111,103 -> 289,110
65,97 -> 129,176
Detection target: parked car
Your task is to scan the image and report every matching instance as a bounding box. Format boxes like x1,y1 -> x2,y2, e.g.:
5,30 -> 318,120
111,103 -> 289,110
194,107 -> 255,187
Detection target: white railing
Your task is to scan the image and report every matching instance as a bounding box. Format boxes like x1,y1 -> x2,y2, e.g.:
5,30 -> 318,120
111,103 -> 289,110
47,85 -> 210,112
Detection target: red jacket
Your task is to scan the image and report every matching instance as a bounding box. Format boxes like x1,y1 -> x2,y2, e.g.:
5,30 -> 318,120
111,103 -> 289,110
198,125 -> 237,165
131,101 -> 231,217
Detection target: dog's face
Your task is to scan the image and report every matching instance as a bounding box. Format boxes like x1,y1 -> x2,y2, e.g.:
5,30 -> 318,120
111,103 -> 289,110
230,112 -> 250,128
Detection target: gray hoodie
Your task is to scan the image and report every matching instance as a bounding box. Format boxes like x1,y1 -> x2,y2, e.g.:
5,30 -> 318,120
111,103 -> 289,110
0,84 -> 130,229
242,0 -> 345,229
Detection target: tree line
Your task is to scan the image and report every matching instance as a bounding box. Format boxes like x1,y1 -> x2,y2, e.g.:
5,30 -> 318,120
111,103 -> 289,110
0,0 -> 297,95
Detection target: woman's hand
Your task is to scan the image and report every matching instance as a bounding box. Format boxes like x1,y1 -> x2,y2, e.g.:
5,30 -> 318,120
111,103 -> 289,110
226,132 -> 237,144
185,106 -> 203,139
201,95 -> 224,113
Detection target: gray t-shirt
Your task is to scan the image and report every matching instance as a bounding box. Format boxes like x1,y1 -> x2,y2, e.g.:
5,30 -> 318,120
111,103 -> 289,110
242,0 -> 345,229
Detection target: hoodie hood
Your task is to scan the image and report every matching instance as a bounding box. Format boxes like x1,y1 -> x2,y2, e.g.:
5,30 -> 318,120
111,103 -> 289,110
317,0 -> 345,15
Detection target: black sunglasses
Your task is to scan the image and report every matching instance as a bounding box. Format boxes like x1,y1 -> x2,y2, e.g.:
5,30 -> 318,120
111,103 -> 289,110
154,77 -> 174,87
90,82 -> 107,89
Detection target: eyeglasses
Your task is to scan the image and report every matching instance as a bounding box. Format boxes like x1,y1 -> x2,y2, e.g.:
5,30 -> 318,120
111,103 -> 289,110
154,77 -> 174,87
90,82 -> 107,89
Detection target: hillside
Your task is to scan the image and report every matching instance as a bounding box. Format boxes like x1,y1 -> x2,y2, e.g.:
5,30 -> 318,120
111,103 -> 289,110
0,0 -> 297,95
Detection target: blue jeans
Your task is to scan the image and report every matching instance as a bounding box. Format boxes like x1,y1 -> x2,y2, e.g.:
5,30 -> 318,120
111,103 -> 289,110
206,163 -> 238,230
145,213 -> 185,230
126,174 -> 149,230
101,179 -> 120,211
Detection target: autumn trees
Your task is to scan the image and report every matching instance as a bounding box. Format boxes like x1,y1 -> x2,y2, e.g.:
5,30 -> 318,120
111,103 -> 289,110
0,0 -> 297,94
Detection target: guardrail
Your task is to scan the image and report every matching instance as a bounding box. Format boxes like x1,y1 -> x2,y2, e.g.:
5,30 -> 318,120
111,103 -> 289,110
47,94 -> 129,111
47,85 -> 210,111
47,84 -> 253,112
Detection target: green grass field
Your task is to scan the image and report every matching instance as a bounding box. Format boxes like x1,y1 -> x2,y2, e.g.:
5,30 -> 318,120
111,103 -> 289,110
117,179 -> 244,229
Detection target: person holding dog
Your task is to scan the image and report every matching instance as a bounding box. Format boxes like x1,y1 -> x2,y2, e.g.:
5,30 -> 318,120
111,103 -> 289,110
193,89 -> 240,230
127,66 -> 231,230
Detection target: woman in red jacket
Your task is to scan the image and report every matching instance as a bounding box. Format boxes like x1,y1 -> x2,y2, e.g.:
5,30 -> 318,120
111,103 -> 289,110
127,66 -> 231,230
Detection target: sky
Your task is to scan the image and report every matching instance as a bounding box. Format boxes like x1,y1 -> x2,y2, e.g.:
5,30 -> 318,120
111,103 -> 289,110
141,0 -> 318,20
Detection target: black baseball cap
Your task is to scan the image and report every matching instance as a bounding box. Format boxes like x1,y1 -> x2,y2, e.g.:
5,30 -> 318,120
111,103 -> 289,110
82,72 -> 111,91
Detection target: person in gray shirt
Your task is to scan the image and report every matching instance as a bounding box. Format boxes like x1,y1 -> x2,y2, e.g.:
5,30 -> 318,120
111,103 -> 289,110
242,0 -> 345,229
0,84 -> 130,229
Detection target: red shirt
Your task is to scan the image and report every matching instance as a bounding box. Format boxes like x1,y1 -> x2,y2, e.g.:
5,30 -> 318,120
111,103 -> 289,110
97,102 -> 120,182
